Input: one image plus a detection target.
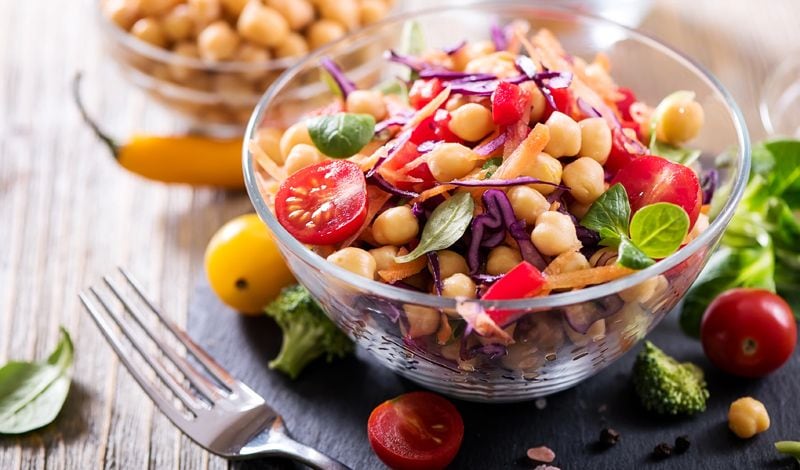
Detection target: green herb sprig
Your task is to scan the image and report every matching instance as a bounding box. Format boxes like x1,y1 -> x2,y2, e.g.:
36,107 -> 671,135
395,191 -> 474,263
307,113 -> 375,159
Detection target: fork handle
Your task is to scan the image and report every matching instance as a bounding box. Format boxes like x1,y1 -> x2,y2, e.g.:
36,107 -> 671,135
239,419 -> 351,470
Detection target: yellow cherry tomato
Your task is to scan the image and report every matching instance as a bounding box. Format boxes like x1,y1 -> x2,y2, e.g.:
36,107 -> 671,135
205,214 -> 294,314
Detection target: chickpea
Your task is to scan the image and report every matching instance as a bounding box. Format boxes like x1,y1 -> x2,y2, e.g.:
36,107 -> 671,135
237,1 -> 289,48
318,0 -> 359,31
507,186 -> 549,226
486,246 -> 523,275
520,81 -> 547,123
436,250 -> 468,278
544,111 -> 581,157
187,0 -> 222,30
161,4 -> 193,42
346,89 -> 387,120
465,52 -> 518,78
685,213 -> 709,244
168,41 -> 200,82
445,95 -> 468,112
235,43 -> 271,81
213,74 -> 252,98
547,250 -> 590,274
452,40 -> 495,71
655,95 -> 704,145
274,33 -> 309,59
372,206 -> 419,246
565,318 -> 605,346
220,0 -> 248,16
562,157 -> 605,204
197,21 -> 240,61
569,200 -> 591,219
266,0 -> 314,30
426,143 -> 477,182
532,211 -> 580,256
524,152 -> 562,195
283,143 -> 323,175
279,122 -> 313,160
448,103 -> 495,142
728,397 -> 770,439
327,247 -> 377,279
307,19 -> 347,50
441,274 -> 477,299
359,0 -> 387,24
402,305 -> 439,338
104,0 -> 139,30
254,127 -> 284,164
138,0 -> 178,16
578,117 -> 612,163
131,18 -> 168,48
369,245 -> 399,272
619,275 -> 663,303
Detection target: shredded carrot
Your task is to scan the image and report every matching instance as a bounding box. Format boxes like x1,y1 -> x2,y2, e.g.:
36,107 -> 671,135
404,87 -> 451,130
250,141 -> 286,182
339,186 -> 391,248
377,248 -> 428,283
700,204 -> 711,215
544,265 -> 633,291
436,313 -> 452,345
492,123 -> 550,180
412,184 -> 455,203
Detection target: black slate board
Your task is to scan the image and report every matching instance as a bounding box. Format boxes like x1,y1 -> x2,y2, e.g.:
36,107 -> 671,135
188,276 -> 800,470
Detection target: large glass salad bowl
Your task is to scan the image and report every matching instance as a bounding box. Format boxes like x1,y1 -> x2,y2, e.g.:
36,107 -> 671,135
243,3 -> 749,402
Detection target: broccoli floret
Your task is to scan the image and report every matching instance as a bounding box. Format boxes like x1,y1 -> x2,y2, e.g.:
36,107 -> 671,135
632,341 -> 709,415
265,285 -> 353,379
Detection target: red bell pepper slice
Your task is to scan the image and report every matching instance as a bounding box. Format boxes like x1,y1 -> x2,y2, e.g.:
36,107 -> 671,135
491,82 -> 530,126
481,261 -> 546,325
409,78 -> 445,110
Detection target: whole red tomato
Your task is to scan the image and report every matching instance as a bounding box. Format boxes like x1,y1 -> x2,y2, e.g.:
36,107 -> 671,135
701,288 -> 797,377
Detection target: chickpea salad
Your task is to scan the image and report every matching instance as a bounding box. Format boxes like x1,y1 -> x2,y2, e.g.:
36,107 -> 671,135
252,22 -> 713,343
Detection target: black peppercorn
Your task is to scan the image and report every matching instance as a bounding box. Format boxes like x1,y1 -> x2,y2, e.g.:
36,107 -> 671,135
674,435 -> 690,454
599,428 -> 620,447
653,442 -> 673,460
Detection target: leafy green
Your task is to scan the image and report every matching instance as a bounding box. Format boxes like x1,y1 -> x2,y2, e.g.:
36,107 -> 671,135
481,157 -> 503,179
399,20 -> 425,80
618,236 -> 655,270
374,79 -> 408,101
629,203 -> 690,258
581,183 -> 630,245
395,192 -> 474,263
775,441 -> 800,464
632,341 -> 709,415
680,138 -> 800,336
265,285 -> 353,379
307,113 -> 376,158
0,328 -> 73,434
650,139 -> 702,166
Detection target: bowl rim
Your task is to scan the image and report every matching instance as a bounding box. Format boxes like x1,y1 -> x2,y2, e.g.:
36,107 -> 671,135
243,1 -> 751,310
96,0 -> 299,73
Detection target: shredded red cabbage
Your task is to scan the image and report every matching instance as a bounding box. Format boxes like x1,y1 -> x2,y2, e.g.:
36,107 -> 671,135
320,57 -> 356,98
563,295 -> 623,334
515,56 -> 573,110
448,176 -> 569,189
576,97 -> 602,118
490,23 -> 508,52
443,40 -> 466,55
374,116 -> 409,134
386,49 -> 432,72
368,172 -> 419,198
447,78 -> 500,96
427,252 -> 443,295
474,131 -> 507,156
416,140 -> 441,153
366,130 -> 412,179
419,70 -> 495,81
700,168 -> 718,204
411,201 -> 426,221
461,340 -> 507,360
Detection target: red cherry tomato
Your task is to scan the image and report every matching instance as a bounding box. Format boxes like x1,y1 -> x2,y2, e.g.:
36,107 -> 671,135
410,109 -> 461,145
604,127 -> 646,176
610,155 -> 702,228
540,87 -> 573,122
491,82 -> 530,126
701,288 -> 797,378
368,391 -> 464,470
409,78 -> 445,110
382,139 -> 436,190
275,160 -> 367,245
482,261 -> 546,325
615,87 -> 637,121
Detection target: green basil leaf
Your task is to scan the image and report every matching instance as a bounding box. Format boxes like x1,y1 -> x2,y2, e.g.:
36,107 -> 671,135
395,192 -> 474,263
680,246 -> 775,337
650,139 -> 702,166
764,140 -> 800,196
0,328 -> 73,434
629,202 -> 690,258
307,113 -> 376,158
581,183 -> 630,245
481,157 -> 503,179
617,236 -> 655,270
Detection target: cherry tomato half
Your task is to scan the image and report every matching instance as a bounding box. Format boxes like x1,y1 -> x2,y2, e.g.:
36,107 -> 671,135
610,155 -> 702,228
410,109 -> 461,145
701,288 -> 796,378
368,391 -> 464,470
409,78 -> 445,110
275,160 -> 367,245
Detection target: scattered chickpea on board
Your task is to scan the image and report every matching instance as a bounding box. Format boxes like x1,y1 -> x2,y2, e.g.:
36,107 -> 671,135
728,397 -> 770,439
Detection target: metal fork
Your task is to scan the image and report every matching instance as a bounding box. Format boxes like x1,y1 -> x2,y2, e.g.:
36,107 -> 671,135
79,268 -> 350,470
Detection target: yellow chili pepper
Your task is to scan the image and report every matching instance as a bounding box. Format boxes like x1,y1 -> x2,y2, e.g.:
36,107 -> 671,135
73,73 -> 244,189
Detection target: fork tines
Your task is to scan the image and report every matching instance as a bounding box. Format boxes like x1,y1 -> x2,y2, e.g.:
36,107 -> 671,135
79,268 -> 233,422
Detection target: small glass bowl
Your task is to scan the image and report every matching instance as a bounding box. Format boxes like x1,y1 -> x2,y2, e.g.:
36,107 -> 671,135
244,2 -> 750,402
760,56 -> 800,137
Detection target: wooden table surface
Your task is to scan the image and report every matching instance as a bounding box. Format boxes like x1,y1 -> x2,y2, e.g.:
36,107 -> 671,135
1,1 -> 798,468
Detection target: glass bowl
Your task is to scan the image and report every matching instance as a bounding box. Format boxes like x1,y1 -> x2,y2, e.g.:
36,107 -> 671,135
96,0 -> 393,135
760,56 -> 800,137
243,2 -> 750,402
